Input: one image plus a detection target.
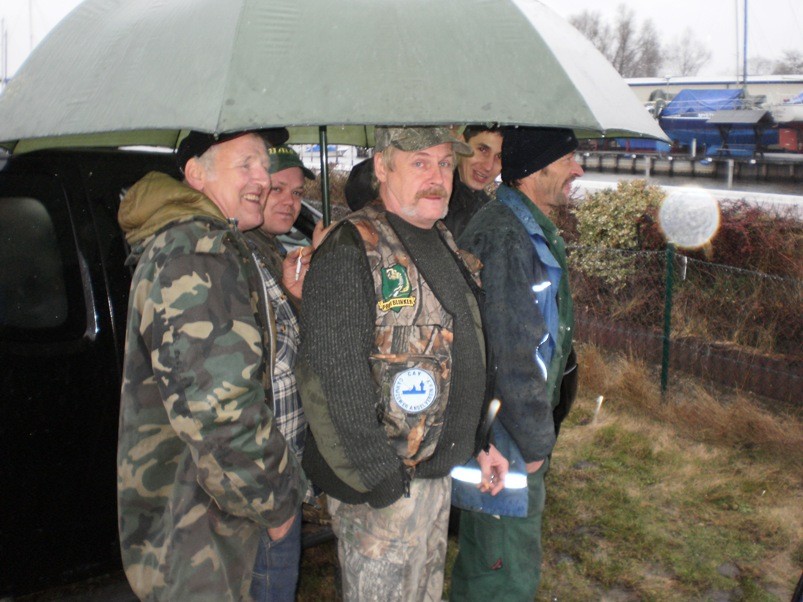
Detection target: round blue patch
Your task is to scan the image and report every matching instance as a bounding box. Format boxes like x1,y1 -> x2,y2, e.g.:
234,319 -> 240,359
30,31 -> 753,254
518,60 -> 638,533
392,368 -> 437,414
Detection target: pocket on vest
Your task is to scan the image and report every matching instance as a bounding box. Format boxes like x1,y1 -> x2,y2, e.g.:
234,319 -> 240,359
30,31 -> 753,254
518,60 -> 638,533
370,325 -> 453,465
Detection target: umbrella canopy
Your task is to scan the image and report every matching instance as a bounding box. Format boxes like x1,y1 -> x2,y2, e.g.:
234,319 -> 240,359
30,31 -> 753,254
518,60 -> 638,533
0,0 -> 666,153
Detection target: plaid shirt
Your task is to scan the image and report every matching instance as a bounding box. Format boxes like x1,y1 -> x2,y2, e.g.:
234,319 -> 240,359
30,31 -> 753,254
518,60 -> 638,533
248,238 -> 306,461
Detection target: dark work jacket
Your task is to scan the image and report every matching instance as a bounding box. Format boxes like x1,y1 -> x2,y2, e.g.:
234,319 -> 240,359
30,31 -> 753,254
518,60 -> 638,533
458,193 -> 575,462
441,171 -> 493,240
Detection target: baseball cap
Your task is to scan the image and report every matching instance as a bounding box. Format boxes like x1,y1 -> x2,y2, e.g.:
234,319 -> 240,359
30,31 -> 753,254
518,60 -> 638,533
374,126 -> 473,156
268,145 -> 316,180
176,127 -> 290,173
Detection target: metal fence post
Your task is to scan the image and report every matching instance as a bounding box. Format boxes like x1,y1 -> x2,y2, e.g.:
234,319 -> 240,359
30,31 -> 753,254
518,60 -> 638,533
661,244 -> 676,396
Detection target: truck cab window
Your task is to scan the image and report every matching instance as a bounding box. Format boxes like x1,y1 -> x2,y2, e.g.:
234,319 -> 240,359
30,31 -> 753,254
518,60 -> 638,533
0,197 -> 68,329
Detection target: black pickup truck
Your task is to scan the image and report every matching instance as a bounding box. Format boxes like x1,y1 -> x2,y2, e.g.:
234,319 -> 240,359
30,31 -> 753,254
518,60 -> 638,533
0,148 -> 320,597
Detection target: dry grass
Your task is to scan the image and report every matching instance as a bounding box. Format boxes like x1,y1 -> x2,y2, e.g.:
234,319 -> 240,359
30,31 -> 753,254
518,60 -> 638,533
302,165 -> 350,208
538,344 -> 803,600
577,344 -> 803,465
298,345 -> 803,600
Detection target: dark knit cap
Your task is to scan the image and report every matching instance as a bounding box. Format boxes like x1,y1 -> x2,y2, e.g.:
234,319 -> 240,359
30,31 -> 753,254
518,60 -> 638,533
501,127 -> 578,182
176,127 -> 290,173
344,158 -> 377,211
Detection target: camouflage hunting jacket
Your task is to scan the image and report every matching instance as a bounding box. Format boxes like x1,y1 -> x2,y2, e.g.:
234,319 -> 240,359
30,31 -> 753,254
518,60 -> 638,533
117,172 -> 305,602
358,206 -> 477,465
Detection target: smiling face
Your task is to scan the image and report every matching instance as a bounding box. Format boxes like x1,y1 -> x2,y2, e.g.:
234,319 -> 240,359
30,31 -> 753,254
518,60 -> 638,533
191,133 -> 271,231
262,166 -> 304,235
458,130 -> 503,191
374,143 -> 455,229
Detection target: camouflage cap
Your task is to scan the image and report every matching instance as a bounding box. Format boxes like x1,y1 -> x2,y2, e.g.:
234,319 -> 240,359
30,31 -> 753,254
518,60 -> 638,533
267,145 -> 316,180
374,126 -> 473,156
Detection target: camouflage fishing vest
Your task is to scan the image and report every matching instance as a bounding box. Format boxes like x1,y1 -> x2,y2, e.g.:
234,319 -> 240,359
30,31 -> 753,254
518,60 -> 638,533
348,206 -> 481,467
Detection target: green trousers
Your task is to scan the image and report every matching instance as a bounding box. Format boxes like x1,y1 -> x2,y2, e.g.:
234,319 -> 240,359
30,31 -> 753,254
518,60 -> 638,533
450,458 -> 549,601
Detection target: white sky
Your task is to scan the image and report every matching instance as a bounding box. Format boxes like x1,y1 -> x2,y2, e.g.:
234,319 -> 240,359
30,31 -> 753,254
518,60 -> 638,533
540,0 -> 803,77
1,0 -> 802,79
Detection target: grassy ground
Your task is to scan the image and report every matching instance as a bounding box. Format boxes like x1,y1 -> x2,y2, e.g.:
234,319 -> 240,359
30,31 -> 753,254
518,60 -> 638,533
298,344 -> 803,601
533,345 -> 802,601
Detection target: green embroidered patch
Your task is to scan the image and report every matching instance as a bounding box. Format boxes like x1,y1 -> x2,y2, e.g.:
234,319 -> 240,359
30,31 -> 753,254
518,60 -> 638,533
378,264 -> 415,312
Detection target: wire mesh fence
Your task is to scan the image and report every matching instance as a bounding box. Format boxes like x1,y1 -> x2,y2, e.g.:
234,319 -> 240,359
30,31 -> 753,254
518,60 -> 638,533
568,246 -> 802,402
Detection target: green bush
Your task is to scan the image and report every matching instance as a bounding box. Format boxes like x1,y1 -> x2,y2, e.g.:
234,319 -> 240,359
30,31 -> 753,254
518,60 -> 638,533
561,180 -> 802,356
571,180 -> 665,294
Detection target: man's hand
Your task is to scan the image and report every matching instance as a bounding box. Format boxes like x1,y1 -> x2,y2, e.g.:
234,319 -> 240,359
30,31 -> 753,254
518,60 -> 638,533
477,444 -> 509,496
267,514 -> 296,542
281,245 -> 312,299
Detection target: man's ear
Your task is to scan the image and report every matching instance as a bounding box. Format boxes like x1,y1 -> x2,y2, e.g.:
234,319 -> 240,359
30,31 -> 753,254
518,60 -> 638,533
184,157 -> 205,190
373,152 -> 387,183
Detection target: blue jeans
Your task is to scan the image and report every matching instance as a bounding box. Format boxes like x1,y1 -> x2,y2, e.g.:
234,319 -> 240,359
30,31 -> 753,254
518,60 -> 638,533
250,511 -> 302,602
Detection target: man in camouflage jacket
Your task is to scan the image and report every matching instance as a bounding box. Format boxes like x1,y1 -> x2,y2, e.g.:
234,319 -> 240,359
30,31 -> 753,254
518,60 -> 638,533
116,131 -> 305,601
298,127 -> 508,601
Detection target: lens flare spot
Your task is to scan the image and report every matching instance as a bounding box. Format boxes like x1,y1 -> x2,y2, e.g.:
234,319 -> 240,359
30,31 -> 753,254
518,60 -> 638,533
658,188 -> 720,248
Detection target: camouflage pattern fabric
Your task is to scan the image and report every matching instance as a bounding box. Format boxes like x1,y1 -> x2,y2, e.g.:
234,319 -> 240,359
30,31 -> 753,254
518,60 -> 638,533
374,126 -> 472,156
349,206 -> 481,467
117,172 -> 305,601
328,476 -> 451,602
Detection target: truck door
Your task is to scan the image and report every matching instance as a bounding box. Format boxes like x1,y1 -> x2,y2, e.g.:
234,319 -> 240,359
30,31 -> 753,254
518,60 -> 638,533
0,170 -> 122,595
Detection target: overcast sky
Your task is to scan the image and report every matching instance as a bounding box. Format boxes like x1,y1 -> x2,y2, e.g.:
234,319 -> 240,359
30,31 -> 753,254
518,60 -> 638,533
1,0 -> 802,79
540,0 -> 803,77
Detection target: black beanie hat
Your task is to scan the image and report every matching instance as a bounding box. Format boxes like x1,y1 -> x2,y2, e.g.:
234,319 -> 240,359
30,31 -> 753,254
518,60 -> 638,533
501,127 -> 578,183
176,127 -> 290,173
344,158 -> 378,211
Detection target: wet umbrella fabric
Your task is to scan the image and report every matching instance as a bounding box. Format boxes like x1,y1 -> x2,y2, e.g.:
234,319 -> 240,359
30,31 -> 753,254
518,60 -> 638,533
0,0 -> 666,153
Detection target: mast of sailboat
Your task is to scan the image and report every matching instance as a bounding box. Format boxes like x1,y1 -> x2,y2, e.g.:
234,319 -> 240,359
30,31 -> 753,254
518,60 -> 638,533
1,18 -> 7,90
742,0 -> 748,90
29,0 -> 35,52
735,0 -> 740,80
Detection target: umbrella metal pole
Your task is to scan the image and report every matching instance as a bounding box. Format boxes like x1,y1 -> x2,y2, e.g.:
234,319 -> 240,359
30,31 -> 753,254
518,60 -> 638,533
318,126 -> 331,226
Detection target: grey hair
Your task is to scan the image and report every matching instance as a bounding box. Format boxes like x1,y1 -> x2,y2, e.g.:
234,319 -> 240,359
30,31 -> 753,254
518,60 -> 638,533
196,144 -> 220,174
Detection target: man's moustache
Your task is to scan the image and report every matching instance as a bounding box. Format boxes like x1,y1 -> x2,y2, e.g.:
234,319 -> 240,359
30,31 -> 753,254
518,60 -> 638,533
416,187 -> 448,200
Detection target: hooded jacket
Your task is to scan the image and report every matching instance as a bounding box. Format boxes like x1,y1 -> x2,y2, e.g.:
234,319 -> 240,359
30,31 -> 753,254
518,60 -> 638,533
116,172 -> 305,601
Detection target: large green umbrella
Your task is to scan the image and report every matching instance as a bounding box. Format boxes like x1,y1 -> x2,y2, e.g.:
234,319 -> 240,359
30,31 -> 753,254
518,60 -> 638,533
0,0 -> 665,150
0,0 -> 667,219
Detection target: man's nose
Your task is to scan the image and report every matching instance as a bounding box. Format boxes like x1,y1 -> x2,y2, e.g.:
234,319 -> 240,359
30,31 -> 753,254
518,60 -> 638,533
428,163 -> 446,185
571,158 -> 584,177
253,163 -> 270,185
